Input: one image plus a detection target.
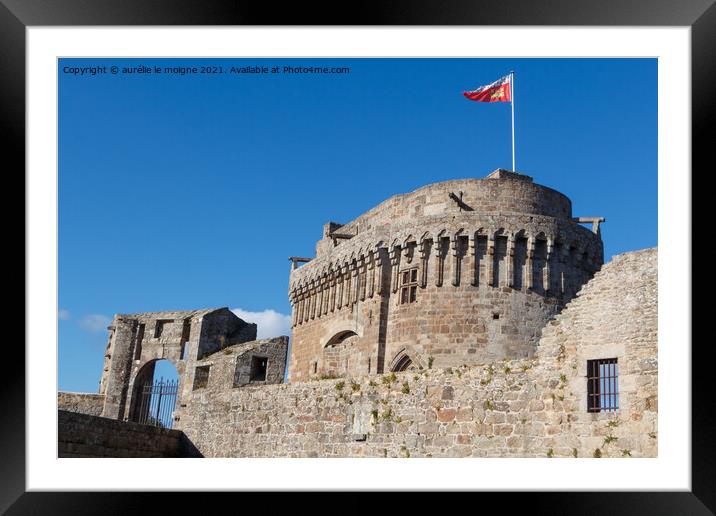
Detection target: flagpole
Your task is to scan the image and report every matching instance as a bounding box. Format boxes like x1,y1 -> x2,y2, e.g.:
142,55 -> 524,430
510,71 -> 515,172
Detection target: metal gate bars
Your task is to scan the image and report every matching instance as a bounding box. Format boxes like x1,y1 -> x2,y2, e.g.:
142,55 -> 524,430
136,377 -> 178,429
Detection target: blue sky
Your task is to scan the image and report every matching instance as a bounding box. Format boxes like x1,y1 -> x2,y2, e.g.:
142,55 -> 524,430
58,58 -> 657,392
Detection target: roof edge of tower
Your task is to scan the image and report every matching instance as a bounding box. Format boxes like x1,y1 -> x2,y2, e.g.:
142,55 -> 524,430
485,168 -> 533,182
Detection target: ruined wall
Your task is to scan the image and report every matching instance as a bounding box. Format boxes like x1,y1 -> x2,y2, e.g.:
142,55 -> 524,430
99,307 -> 256,422
176,248 -> 656,458
231,338 -> 289,386
198,309 -> 257,359
57,392 -> 105,416
181,336 -> 288,392
58,410 -> 200,458
288,170 -> 604,382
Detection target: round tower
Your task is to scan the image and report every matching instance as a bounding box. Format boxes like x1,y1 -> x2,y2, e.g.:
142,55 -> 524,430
287,170 -> 604,382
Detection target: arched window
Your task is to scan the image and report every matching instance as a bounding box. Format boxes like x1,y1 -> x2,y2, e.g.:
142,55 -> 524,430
389,348 -> 421,372
392,354 -> 413,372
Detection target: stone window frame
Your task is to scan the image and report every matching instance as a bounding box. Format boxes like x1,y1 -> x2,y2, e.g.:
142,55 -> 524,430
399,266 -> 419,304
587,358 -> 619,413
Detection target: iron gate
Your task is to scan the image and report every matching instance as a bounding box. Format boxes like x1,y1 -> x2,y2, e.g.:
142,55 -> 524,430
136,377 -> 178,429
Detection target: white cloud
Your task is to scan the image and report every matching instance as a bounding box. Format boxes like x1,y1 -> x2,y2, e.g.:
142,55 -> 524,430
58,309 -> 70,320
79,314 -> 112,333
230,308 -> 291,339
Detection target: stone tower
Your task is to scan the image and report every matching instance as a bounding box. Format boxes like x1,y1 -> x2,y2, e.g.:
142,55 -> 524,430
287,170 -> 604,382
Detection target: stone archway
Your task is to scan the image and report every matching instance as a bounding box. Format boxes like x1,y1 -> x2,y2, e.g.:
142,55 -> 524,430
128,359 -> 180,428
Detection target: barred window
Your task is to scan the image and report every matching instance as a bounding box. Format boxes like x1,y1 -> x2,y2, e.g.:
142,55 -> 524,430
587,358 -> 619,412
400,267 -> 418,304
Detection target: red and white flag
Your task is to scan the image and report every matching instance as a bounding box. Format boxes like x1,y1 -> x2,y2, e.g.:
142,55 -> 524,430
463,74 -> 512,103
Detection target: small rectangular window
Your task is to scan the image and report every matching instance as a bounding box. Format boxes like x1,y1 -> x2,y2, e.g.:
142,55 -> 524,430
587,358 -> 619,412
193,365 -> 210,390
250,356 -> 268,382
399,267 -> 419,305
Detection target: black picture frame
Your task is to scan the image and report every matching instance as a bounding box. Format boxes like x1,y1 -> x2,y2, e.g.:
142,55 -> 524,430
4,0 -> 709,512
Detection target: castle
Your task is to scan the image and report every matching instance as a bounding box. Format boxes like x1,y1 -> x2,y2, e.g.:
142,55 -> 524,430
287,169 -> 604,381
58,170 -> 657,459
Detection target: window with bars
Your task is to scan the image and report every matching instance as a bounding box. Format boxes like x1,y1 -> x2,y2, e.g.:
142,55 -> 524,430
587,358 -> 619,412
400,267 -> 418,304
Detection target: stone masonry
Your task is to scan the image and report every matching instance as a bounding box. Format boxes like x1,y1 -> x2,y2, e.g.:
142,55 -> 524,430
288,170 -> 604,382
174,248 -> 657,458
59,172 -> 655,459
57,392 -> 105,416
58,410 -> 201,458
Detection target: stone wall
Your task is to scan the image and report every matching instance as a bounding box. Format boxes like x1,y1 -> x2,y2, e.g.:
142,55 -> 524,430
58,410 -> 201,457
327,169 -> 574,240
57,392 -> 105,416
534,247 -> 658,458
175,247 -> 657,458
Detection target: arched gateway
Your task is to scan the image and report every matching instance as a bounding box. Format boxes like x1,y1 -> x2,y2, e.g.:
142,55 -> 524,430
128,359 -> 179,428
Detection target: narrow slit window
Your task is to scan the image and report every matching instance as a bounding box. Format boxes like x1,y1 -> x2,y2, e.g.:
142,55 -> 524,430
587,358 -> 619,412
134,323 -> 145,360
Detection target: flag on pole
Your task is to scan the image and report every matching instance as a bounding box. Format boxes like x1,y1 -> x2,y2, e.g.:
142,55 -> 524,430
463,72 -> 517,171
463,74 -> 512,103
